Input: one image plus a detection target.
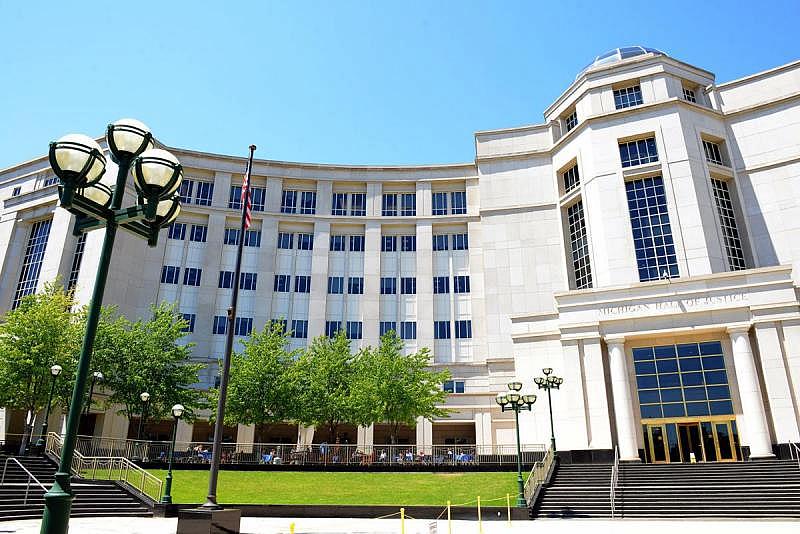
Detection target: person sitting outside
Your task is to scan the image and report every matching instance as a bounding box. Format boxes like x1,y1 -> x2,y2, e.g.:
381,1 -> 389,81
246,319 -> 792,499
404,450 -> 414,463
378,449 -> 388,463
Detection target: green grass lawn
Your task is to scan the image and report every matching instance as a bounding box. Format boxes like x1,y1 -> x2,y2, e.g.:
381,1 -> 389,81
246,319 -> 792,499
149,470 -> 518,505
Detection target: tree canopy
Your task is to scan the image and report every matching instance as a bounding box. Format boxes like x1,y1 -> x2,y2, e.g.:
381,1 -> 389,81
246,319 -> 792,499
91,302 -> 206,422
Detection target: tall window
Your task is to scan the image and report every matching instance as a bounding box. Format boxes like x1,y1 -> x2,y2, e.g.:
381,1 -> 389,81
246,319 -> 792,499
702,140 -> 724,166
682,87 -> 696,103
711,178 -> 746,271
348,277 -> 364,294
183,268 -> 202,286
401,235 -> 416,252
350,193 -> 366,216
181,313 -> 196,333
240,272 -> 258,290
168,222 -> 186,240
178,180 -> 194,203
66,233 -> 87,292
454,275 -> 471,293
291,320 -> 308,339
400,277 -> 416,294
325,321 -> 342,337
452,234 -> 468,250
382,193 -> 398,216
346,321 -> 363,339
274,274 -> 291,292
433,276 -> 449,294
381,236 -> 397,252
224,228 -> 239,245
277,232 -> 294,249
332,193 -> 347,215
298,233 -> 314,250
244,230 -> 261,247
401,193 -> 416,216
619,137 -> 658,167
350,235 -> 365,252
567,201 -> 593,289
399,321 -> 416,340
432,192 -> 448,215
190,224 -> 207,243
451,191 -> 467,214
454,320 -> 472,339
564,110 -> 578,132
228,185 -> 243,210
330,235 -> 346,251
161,265 -> 180,284
613,85 -> 643,109
294,275 -> 311,293
234,317 -> 253,336
218,271 -> 234,289
300,191 -> 316,214
432,235 -> 448,251
281,190 -> 297,213
13,219 -> 52,308
194,182 -> 214,206
626,176 -> 679,281
212,316 -> 227,335
328,276 -> 344,294
380,277 -> 396,294
434,321 -> 451,339
251,187 -> 266,211
634,341 -> 733,419
562,164 -> 580,194
380,321 -> 397,336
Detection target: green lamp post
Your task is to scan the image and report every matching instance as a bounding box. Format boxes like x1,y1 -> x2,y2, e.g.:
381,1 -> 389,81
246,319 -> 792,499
162,403 -> 185,504
35,364 -> 63,449
495,381 -> 537,507
534,368 -> 563,454
40,119 -> 183,534
137,391 -> 151,441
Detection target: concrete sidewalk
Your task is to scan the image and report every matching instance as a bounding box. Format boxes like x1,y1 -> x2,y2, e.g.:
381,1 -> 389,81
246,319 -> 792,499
1,517 -> 798,534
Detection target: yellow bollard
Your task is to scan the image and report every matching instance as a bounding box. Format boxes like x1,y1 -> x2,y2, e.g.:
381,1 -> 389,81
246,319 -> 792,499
447,500 -> 452,534
289,523 -> 295,534
477,496 -> 483,534
507,493 -> 511,527
400,507 -> 405,534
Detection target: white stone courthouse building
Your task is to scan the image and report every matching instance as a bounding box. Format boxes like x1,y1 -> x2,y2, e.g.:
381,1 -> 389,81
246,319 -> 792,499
2,47 -> 800,463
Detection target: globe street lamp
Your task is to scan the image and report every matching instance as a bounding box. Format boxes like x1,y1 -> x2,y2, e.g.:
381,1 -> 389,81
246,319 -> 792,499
40,119 -> 182,534
137,392 -> 151,440
36,365 -> 63,449
534,368 -> 563,454
162,403 -> 185,504
495,382 -> 537,507
84,371 -> 103,417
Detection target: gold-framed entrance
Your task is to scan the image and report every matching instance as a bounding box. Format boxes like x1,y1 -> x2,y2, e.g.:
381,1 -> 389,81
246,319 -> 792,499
642,416 -> 741,463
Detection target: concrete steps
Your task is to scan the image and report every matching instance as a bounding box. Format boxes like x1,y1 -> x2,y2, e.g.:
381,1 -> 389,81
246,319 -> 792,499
532,460 -> 800,519
0,454 -> 152,521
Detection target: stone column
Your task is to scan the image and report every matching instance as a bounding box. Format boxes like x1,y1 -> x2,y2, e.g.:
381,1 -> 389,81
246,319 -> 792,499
236,424 -> 255,453
357,425 -> 374,453
728,326 -> 774,458
415,417 -> 433,454
606,336 -> 639,461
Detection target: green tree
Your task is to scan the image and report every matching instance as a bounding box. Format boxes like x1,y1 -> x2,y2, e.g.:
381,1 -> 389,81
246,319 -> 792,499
92,302 -> 206,427
0,281 -> 81,454
218,321 -> 299,430
292,330 -> 370,441
357,331 -> 451,443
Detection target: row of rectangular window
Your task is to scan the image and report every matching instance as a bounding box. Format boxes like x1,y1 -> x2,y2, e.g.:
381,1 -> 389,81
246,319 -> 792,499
277,232 -> 314,250
228,186 -> 266,211
218,271 -> 258,290
281,190 -> 317,214
167,223 -> 208,242
274,274 -> 312,293
161,266 -> 202,286
332,192 -> 367,216
431,191 -> 467,215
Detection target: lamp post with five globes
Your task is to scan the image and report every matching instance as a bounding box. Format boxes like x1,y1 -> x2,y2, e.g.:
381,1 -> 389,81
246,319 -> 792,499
534,368 -> 563,454
40,119 -> 183,534
35,365 -> 63,449
495,382 -> 537,507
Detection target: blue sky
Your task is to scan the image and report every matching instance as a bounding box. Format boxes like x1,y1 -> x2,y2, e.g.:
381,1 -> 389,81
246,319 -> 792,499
1,1 -> 798,169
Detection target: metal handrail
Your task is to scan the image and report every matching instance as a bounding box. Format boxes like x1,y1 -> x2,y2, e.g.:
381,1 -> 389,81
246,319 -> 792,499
789,441 -> 800,471
610,446 -> 619,519
46,432 -> 163,502
1,457 -> 48,505
523,444 -> 555,504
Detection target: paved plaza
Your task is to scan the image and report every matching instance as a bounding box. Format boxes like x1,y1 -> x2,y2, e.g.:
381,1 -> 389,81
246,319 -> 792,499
1,517 -> 799,534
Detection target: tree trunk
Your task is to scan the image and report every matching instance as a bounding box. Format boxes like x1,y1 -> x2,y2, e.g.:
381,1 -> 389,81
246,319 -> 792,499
18,409 -> 33,456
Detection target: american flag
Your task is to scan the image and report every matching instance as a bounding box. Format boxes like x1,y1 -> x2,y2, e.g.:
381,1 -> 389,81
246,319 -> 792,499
241,159 -> 252,230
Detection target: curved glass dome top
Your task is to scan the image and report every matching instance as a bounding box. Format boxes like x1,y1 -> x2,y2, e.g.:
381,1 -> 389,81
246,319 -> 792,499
577,46 -> 665,79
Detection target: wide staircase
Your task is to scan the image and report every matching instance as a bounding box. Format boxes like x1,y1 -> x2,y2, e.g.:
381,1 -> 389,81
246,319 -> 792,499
0,453 -> 152,521
533,460 -> 800,519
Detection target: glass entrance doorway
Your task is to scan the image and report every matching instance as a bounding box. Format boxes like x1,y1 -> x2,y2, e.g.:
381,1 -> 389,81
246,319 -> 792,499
642,417 -> 740,463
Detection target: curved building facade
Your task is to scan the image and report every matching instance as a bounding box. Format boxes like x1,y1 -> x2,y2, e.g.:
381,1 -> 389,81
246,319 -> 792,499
2,48 -> 800,462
